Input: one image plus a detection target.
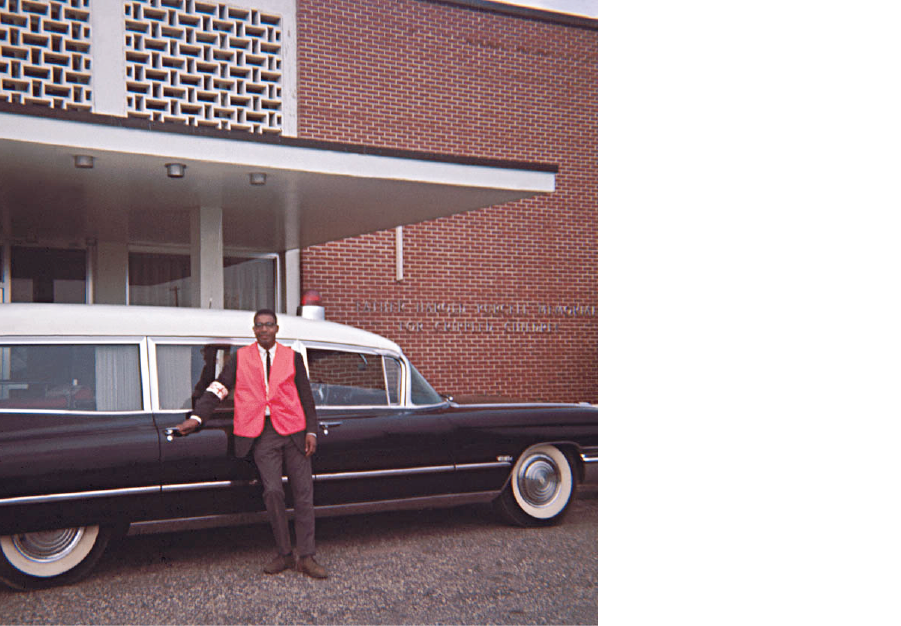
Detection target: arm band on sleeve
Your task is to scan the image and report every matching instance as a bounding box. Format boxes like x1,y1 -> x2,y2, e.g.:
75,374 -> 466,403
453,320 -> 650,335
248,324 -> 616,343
207,381 -> 229,401
189,415 -> 203,425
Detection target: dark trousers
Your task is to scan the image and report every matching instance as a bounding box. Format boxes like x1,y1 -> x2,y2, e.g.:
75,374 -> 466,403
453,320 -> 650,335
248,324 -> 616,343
252,419 -> 315,557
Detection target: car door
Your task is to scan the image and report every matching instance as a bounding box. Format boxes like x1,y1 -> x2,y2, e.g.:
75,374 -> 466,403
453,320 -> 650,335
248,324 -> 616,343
0,340 -> 161,534
301,345 -> 458,509
150,339 -> 262,521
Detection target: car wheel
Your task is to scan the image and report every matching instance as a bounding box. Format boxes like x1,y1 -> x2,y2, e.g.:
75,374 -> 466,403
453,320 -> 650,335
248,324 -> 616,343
495,444 -> 575,527
0,525 -> 113,590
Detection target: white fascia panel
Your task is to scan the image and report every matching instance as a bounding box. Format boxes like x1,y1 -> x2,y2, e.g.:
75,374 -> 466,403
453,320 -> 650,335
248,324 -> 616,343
0,112 -> 555,193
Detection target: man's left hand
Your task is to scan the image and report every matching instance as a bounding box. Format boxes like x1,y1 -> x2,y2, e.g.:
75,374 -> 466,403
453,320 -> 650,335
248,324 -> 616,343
305,433 -> 317,457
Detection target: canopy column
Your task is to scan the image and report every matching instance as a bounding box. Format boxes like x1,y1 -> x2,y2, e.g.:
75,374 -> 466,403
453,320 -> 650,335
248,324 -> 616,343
94,241 -> 128,305
191,206 -> 224,309
284,248 -> 302,316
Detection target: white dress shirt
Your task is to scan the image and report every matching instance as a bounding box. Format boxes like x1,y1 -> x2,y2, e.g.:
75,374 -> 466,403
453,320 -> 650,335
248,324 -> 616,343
258,342 -> 276,415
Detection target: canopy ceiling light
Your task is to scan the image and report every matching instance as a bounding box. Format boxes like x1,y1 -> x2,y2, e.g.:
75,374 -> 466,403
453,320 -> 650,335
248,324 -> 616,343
165,163 -> 186,178
73,155 -> 94,169
249,172 -> 267,186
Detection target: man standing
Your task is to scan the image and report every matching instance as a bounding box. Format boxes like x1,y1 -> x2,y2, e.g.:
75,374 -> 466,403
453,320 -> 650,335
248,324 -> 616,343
176,309 -> 327,578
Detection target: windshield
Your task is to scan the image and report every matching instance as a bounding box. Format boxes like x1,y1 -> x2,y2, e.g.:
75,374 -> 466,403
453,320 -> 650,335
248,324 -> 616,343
409,363 -> 443,405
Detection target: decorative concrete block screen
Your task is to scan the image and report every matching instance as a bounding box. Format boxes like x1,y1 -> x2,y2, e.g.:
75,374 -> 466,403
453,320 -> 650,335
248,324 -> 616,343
124,0 -> 283,133
0,0 -> 92,110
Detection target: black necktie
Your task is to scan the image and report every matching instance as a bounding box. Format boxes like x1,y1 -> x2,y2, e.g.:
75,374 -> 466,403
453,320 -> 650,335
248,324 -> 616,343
265,350 -> 271,382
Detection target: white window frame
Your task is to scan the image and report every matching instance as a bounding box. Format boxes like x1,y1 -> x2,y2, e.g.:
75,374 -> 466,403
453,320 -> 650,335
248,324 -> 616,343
296,341 -> 408,409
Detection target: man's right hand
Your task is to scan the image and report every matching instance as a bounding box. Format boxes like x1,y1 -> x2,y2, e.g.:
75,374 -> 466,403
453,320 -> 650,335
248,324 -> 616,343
175,418 -> 200,436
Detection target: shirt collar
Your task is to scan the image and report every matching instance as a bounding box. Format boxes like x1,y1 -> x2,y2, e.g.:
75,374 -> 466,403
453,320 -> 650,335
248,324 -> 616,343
257,342 -> 277,358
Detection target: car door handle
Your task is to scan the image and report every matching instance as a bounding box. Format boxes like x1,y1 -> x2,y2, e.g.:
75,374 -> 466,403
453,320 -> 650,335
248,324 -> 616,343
320,421 -> 342,436
164,428 -> 185,442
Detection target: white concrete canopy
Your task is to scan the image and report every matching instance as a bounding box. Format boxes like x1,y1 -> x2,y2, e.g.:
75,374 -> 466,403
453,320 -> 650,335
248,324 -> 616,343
0,110 -> 556,251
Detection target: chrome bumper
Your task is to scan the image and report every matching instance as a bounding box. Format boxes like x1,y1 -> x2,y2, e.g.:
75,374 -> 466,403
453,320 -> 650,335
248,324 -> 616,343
579,446 -> 598,485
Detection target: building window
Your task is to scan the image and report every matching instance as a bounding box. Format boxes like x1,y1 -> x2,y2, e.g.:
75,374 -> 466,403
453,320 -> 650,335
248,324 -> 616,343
11,247 -> 86,303
224,255 -> 276,312
128,251 -> 277,310
128,251 -> 192,307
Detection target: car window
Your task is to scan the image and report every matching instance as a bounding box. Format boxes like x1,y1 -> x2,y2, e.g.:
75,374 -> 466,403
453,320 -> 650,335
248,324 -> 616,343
0,343 -> 142,411
306,348 -> 401,407
384,356 -> 401,405
410,363 -> 443,405
156,344 -> 237,410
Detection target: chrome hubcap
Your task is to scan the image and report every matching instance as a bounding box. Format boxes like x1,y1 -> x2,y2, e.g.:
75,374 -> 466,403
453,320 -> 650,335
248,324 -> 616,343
517,454 -> 560,507
11,528 -> 85,563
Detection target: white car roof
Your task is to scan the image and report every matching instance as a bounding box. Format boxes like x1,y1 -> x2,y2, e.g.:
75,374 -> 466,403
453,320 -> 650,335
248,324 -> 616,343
0,303 -> 402,353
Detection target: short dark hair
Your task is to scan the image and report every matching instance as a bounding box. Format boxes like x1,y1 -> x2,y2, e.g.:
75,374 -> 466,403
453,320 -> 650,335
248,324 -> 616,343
254,308 -> 278,323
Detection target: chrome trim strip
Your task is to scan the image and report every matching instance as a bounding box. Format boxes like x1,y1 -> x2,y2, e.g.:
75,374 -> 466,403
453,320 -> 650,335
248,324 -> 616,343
1,462 -> 514,506
449,402 -> 593,409
161,480 -> 254,493
0,485 -> 159,506
580,445 -> 598,464
135,462 -> 507,493
311,461 -> 510,482
312,465 -> 455,481
455,461 -> 512,471
579,446 -> 598,485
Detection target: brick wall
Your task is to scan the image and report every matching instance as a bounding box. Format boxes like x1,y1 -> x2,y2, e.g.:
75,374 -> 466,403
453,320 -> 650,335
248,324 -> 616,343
296,0 -> 597,403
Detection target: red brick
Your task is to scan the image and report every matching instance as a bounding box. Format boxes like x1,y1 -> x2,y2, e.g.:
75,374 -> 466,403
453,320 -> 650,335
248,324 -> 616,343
299,0 -> 597,403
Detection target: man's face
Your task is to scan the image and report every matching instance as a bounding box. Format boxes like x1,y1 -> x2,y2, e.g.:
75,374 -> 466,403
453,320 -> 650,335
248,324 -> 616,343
253,313 -> 278,349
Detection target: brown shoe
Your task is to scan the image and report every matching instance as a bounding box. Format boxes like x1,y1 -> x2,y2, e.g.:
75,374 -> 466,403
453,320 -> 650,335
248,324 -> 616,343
296,555 -> 328,579
263,553 -> 295,575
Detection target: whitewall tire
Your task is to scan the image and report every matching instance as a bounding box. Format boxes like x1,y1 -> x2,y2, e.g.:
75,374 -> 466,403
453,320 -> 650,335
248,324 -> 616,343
0,525 -> 113,590
495,444 -> 575,527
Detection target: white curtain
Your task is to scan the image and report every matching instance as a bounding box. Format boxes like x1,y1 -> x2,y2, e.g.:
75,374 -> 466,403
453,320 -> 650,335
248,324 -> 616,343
156,345 -> 194,410
224,257 -> 274,311
130,276 -> 192,307
128,253 -> 192,307
95,345 -> 142,411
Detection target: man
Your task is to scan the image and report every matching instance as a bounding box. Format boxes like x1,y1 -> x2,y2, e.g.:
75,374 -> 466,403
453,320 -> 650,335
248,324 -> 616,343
176,309 -> 327,578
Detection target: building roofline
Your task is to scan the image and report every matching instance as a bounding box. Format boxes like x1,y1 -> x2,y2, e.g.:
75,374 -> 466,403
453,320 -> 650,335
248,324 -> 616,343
0,101 -> 558,174
419,0 -> 598,31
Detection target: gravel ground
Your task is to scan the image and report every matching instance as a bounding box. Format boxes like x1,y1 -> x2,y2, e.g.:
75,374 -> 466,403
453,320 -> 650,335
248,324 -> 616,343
0,487 -> 597,625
